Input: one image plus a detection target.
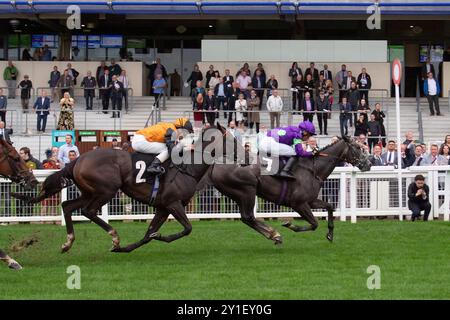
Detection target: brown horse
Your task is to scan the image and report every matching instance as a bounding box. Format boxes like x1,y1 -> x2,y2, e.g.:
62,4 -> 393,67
12,124 -> 236,253
0,138 -> 38,270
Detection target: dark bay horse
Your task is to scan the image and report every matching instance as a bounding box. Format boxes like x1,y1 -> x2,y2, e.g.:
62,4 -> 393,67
13,124 -> 235,253
0,138 -> 38,270
206,136 -> 372,244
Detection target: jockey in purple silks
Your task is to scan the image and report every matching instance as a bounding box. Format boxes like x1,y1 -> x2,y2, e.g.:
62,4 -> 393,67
259,120 -> 317,179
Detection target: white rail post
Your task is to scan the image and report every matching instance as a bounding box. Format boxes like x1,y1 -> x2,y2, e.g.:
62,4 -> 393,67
60,188 -> 67,226
350,171 -> 357,223
339,172 -> 347,222
101,203 -> 109,223
444,169 -> 450,222
431,169 -> 439,221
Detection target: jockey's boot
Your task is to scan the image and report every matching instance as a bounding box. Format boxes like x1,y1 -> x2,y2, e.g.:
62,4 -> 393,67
146,158 -> 165,175
279,157 -> 296,180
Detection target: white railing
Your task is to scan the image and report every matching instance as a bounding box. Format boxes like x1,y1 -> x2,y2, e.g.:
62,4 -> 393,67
0,166 -> 449,224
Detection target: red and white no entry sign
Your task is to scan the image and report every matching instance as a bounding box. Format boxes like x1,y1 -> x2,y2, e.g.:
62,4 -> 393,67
392,59 -> 402,86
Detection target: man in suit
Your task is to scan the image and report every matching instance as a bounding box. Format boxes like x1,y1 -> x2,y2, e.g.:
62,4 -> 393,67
228,121 -> 242,144
146,58 -> 168,95
110,75 -> 124,118
33,90 -> 51,133
0,121 -> 12,144
80,71 -> 97,110
214,77 -> 229,119
0,88 -> 7,123
335,64 -> 348,102
320,64 -> 332,82
57,70 -> 74,97
423,144 -> 448,166
408,175 -> 431,221
342,71 -> 356,91
108,58 -> 122,77
411,145 -> 425,166
421,57 -> 436,96
339,97 -> 352,136
65,63 -> 79,86
401,143 -> 415,168
98,69 -> 112,114
369,145 -> 384,166
304,62 -> 319,82
381,140 -> 398,167
96,61 -> 108,83
423,72 -> 442,116
357,68 -> 372,104
222,69 -> 234,89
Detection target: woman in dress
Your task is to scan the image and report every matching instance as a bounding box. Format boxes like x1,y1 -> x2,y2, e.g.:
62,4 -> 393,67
57,92 -> 75,130
234,93 -> 247,129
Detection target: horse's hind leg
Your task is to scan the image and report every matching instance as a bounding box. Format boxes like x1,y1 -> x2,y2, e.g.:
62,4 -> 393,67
112,207 -> 170,253
61,197 -> 86,253
0,249 -> 22,270
282,202 -> 319,233
309,198 -> 334,242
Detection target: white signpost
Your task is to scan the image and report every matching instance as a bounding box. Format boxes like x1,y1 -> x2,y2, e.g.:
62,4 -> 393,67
392,59 -> 404,220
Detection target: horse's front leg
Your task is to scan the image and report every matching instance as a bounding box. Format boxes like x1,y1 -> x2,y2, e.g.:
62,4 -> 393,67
309,198 -> 335,242
153,202 -> 193,243
282,202 -> 319,233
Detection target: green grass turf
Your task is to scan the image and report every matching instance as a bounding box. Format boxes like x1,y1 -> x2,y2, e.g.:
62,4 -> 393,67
1,219 -> 450,300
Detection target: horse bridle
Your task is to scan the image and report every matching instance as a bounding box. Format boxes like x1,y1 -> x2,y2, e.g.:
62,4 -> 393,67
317,142 -> 367,168
0,145 -> 31,186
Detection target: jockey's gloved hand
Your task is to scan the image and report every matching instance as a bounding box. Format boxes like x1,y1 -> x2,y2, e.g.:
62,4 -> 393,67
312,148 -> 319,156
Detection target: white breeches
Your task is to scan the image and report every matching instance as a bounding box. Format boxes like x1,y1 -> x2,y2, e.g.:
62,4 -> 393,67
131,134 -> 169,162
258,136 -> 297,157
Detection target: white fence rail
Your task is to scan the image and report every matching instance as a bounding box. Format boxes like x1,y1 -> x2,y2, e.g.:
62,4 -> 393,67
0,167 -> 449,224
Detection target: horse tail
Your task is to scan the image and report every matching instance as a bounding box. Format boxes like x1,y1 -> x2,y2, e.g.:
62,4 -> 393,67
11,159 -> 78,204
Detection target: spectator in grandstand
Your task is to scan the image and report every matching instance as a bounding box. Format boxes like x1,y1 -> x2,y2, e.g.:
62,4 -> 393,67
266,74 -> 278,97
214,77 -> 228,119
57,69 -> 74,98
324,79 -> 334,109
234,93 -> 247,129
266,89 -> 283,129
19,147 -> 42,170
40,150 -> 60,217
42,45 -> 52,61
57,92 -> 75,130
22,48 -> 32,61
291,74 -> 304,112
228,121 -> 242,144
58,134 -> 79,167
317,74 -> 327,100
0,89 -> 6,122
119,70 -> 130,112
205,89 -> 217,126
421,57 -> 435,85
303,73 -> 315,98
98,69 -> 112,114
48,66 -> 60,103
301,91 -> 315,123
247,89 -> 260,134
342,71 -> 356,97
439,144 -> 450,165
339,97 -> 352,136
65,63 -> 79,86
152,73 -> 166,110
80,71 -> 97,111
208,71 -> 221,89
421,143 -> 428,156
357,98 -> 371,123
289,62 -> 303,84
335,64 -> 347,102
252,69 -> 265,108
423,144 -> 448,166
68,150 -> 78,162
320,64 -> 332,82
147,58 -> 168,95
223,69 -> 234,89
347,81 -> 360,127
33,47 -> 42,61
411,145 -> 425,166
18,75 -> 32,113
357,68 -> 372,104
403,131 -> 415,149
440,135 -> 450,150
111,138 -> 121,150
357,133 -> 368,146
42,149 -> 60,169
3,61 -> 18,99
33,90 -> 51,133
236,70 -> 252,99
305,62 -> 319,82
205,65 -> 216,89
408,175 -> 431,221
236,63 -> 251,77
187,64 -> 203,91
423,72 -> 442,116
367,113 -> 382,152
253,63 -> 266,81
226,82 -> 241,125
381,140 -> 398,167
401,143 -> 415,168
192,80 -> 206,124
354,114 -> 368,137
108,58 -> 122,77
96,61 -> 108,82
369,145 -> 383,166
111,75 -> 124,118
371,103 -> 386,147
0,121 -> 12,144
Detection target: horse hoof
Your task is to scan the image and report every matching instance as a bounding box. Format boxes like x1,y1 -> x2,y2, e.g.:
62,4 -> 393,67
8,261 -> 22,270
281,221 -> 291,228
61,244 -> 71,254
149,232 -> 161,240
110,246 -> 122,253
273,236 -> 283,245
326,233 -> 333,242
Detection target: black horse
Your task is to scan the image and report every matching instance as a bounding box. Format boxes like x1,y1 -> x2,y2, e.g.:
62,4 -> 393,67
206,136 -> 372,244
0,138 -> 38,270
13,124 -> 236,253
